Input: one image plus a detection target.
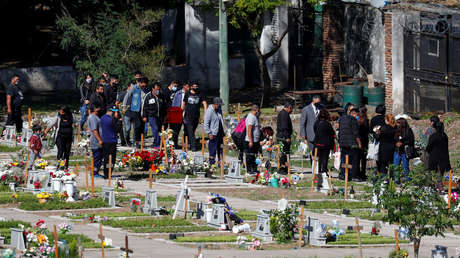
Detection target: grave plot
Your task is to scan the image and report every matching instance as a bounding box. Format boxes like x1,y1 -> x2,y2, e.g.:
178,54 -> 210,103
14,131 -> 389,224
101,217 -> 215,233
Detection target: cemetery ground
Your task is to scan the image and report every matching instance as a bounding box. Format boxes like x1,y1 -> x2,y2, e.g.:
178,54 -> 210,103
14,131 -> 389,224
1,110 -> 460,257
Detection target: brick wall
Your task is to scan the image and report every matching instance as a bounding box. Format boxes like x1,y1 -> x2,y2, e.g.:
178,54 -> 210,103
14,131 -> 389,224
322,4 -> 344,90
384,12 -> 393,113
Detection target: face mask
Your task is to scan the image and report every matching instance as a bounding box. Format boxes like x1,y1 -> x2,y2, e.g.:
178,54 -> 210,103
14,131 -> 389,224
14,81 -> 19,86
356,116 -> 360,120
86,78 -> 92,83
192,88 -> 199,93
172,86 -> 177,91
153,90 -> 160,95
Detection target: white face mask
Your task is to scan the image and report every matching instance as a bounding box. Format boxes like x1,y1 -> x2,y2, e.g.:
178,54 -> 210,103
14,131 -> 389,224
14,80 -> 19,86
86,78 -> 93,83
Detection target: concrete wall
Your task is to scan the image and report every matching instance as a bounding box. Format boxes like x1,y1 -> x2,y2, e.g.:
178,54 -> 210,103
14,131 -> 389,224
344,4 -> 385,82
0,66 -> 77,94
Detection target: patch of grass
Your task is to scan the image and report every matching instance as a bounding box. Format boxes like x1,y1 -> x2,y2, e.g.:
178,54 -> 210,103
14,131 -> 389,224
236,209 -> 259,221
0,192 -> 36,204
347,210 -> 386,221
68,211 -> 150,219
0,145 -> 23,152
328,232 -> 410,245
306,201 -> 374,210
19,198 -> 109,211
175,235 -> 243,242
154,173 -> 197,179
102,217 -> 193,228
0,184 -> 12,192
51,233 -> 103,249
131,225 -> 215,233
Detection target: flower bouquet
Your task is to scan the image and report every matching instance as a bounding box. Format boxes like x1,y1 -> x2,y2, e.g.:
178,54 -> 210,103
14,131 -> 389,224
33,159 -> 49,170
130,198 -> 141,212
121,150 -> 164,171
58,223 -> 72,234
23,219 -> 56,257
36,192 -> 52,203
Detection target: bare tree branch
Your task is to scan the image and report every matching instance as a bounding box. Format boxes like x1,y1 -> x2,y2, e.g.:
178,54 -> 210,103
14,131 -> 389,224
262,26 -> 288,59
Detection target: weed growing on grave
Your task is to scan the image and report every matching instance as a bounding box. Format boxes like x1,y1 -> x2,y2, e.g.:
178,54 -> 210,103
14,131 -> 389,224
269,204 -> 298,243
19,198 -> 109,211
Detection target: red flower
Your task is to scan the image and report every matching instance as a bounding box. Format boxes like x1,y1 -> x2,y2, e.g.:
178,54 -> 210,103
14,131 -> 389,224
35,219 -> 45,228
131,199 -> 140,205
1,175 -> 7,181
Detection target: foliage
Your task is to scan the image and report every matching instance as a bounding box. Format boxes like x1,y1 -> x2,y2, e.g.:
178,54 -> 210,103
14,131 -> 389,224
328,232 -> 410,245
19,198 -> 109,211
0,145 -> 22,153
102,217 -> 193,228
371,165 -> 460,257
269,205 -> 298,243
235,209 -> 259,221
130,225 -> 214,233
306,201 -> 374,210
56,3 -> 165,88
389,249 -> 410,258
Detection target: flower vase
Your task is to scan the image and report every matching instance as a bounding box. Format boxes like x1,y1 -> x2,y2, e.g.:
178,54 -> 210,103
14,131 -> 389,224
52,178 -> 62,193
8,183 -> 15,192
64,181 -> 75,202
270,178 -> 279,188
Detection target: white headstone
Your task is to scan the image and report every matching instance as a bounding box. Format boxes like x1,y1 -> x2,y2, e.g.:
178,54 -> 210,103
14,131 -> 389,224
207,204 -> 226,229
308,217 -> 327,246
277,198 -> 288,211
10,228 -> 26,250
252,210 -> 273,242
101,187 -> 116,207
172,176 -> 190,219
320,173 -> 330,194
225,160 -> 244,183
143,189 -> 158,215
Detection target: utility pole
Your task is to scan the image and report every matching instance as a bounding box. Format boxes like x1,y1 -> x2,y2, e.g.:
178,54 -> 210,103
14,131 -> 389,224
219,0 -> 229,113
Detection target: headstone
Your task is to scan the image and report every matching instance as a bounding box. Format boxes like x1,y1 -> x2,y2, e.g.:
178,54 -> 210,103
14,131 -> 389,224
10,228 -> 26,250
225,160 -> 244,183
101,187 -> 116,207
277,198 -> 288,211
3,126 -> 16,146
58,240 -> 70,258
175,189 -> 191,214
26,170 -> 52,192
193,156 -> 205,177
196,202 -> 208,220
207,204 -> 226,229
252,210 -> 273,242
308,217 -> 327,246
319,173 -> 330,194
432,245 -> 448,258
143,189 -> 158,215
19,128 -> 33,147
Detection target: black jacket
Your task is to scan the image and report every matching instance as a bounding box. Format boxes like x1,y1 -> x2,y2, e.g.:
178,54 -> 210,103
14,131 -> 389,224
313,120 -> 335,150
359,119 -> 370,148
377,124 -> 396,165
370,114 -> 385,139
395,128 -> 415,154
276,109 -> 293,140
338,115 -> 360,148
89,92 -> 107,111
142,92 -> 161,118
426,132 -> 451,172
104,84 -> 118,107
80,81 -> 96,104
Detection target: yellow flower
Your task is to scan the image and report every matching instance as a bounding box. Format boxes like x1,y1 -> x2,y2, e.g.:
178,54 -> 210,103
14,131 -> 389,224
37,233 -> 47,244
36,192 -> 51,199
12,193 -> 18,199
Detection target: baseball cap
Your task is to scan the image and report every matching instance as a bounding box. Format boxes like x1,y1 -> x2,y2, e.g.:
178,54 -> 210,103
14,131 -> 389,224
109,106 -> 119,112
213,97 -> 224,105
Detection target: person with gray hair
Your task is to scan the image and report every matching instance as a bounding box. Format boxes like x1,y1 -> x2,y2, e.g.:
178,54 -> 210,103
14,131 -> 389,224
300,95 -> 321,162
204,97 -> 225,166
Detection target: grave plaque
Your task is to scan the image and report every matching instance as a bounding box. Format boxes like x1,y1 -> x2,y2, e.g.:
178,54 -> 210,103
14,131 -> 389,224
143,189 -> 158,215
10,228 -> 26,250
225,160 -> 244,183
174,189 -> 191,215
19,128 -> 33,147
193,156 -> 206,177
207,204 -> 226,229
3,126 -> 16,146
308,217 -> 327,246
26,170 -> 52,192
102,187 -> 116,207
252,210 -> 273,242
319,173 -> 330,194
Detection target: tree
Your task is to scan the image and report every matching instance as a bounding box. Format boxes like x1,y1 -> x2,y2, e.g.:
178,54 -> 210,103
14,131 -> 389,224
372,165 -> 460,258
56,2 -> 165,88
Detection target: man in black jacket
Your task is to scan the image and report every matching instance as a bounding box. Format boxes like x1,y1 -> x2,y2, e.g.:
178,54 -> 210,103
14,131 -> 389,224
79,73 -> 96,130
276,103 -> 293,174
90,84 -> 107,116
338,108 -> 362,181
104,76 -> 119,108
142,84 -> 162,148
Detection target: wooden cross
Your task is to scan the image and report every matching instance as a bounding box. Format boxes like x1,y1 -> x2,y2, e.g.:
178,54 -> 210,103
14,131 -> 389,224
185,136 -> 189,153
201,131 -> 206,157
311,148 -> 318,192
24,151 -> 30,187
236,103 -> 241,122
220,157 -> 224,180
28,108 -> 31,129
277,146 -> 280,170
108,155 -> 112,187
184,192 -> 189,220
98,223 -> 106,258
394,229 -> 400,253
182,135 -> 185,151
448,169 -> 453,209
328,170 -> 333,195
353,217 -> 364,258
91,157 -> 95,197
53,225 -> 59,258
77,125 -> 81,143
75,164 -> 79,176
341,155 -> 352,199
84,154 -> 89,192
297,202 -> 305,248
161,127 -> 169,166
120,235 -> 133,258
148,165 -> 155,189
140,134 -> 144,152
287,154 -> 292,183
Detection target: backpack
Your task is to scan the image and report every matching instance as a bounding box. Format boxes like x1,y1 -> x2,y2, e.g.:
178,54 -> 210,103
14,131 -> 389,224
231,117 -> 246,146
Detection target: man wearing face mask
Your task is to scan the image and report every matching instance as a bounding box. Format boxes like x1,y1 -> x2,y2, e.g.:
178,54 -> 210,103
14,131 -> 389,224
182,82 -> 207,151
245,105 -> 262,174
338,108 -> 362,181
104,76 -> 119,108
5,74 -> 24,133
90,84 -> 107,116
142,83 -> 163,148
204,97 -> 225,166
161,80 -> 178,129
123,77 -> 148,147
79,73 -> 95,130
300,95 -> 321,164
170,82 -> 190,149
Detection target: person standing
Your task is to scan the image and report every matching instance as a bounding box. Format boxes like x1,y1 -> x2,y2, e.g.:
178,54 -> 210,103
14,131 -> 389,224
426,121 -> 451,176
358,107 -> 370,180
79,73 -> 95,130
245,105 -> 262,174
104,76 -> 119,108
45,106 -> 74,170
422,116 -> 440,169
123,77 -> 148,147
29,125 -> 43,169
204,97 -> 225,165
369,104 -> 386,172
88,104 -> 103,177
276,103 -> 293,174
182,82 -> 207,151
161,80 -> 179,129
338,108 -> 362,181
300,95 -> 321,161
115,82 -> 133,146
376,114 -> 396,176
5,74 -> 24,133
142,83 -> 162,148
170,82 -> 190,149
393,117 -> 414,178
89,84 -> 107,116
313,109 -> 335,189
101,106 -> 118,179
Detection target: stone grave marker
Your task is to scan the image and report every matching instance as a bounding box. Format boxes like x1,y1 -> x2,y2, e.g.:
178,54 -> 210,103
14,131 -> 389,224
207,204 -> 226,229
252,210 -> 273,242
307,217 -> 327,246
225,160 -> 244,183
26,170 -> 52,192
193,156 -> 205,177
19,128 -> 33,147
101,187 -> 116,207
10,228 -> 26,250
319,173 -> 330,194
3,126 -> 16,146
196,201 -> 207,220
174,189 -> 191,215
142,189 -> 158,215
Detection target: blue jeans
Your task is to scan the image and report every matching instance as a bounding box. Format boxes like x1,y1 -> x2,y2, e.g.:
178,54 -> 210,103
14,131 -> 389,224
124,115 -> 141,144
393,152 -> 409,176
208,135 -> 223,165
80,104 -> 88,128
148,117 -> 161,147
92,148 -> 103,174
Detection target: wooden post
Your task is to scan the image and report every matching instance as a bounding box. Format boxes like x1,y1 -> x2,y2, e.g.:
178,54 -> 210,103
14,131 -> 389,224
201,131 -> 206,157
448,169 -> 453,209
28,108 -> 31,129
297,204 -> 305,248
277,146 -> 280,171
394,229 -> 400,253
160,127 -> 164,153
185,136 -> 188,153
120,235 -> 133,258
149,165 -> 154,189
140,133 -> 144,152
53,225 -> 59,258
220,156 -> 224,180
237,103 -> 241,122
24,151 -> 30,187
77,125 -> 81,143
182,135 -> 185,151
108,155 -> 112,187
354,217 -> 364,258
341,155 -> 351,199
84,154 -> 89,191
222,137 -> 226,165
184,198 -> 189,220
77,237 -> 83,258
311,148 -> 318,192
98,223 -> 106,258
91,157 -> 95,197
287,155 -> 292,183
75,164 -> 79,176
328,170 -> 333,195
